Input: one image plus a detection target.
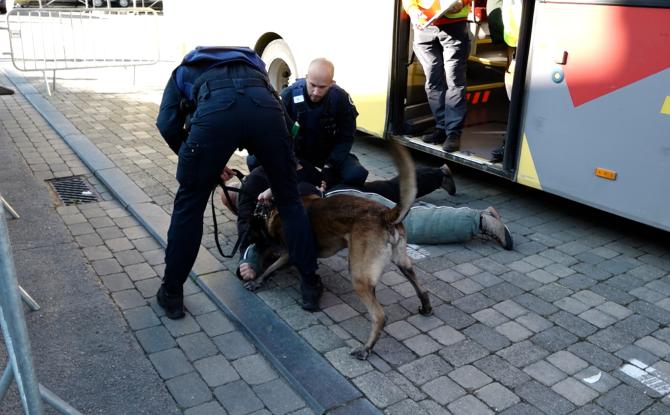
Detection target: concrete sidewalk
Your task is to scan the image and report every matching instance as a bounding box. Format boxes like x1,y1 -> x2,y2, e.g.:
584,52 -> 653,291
2,59 -> 670,415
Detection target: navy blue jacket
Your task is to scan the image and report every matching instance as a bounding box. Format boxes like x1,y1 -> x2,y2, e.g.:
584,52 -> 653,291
280,79 -> 358,168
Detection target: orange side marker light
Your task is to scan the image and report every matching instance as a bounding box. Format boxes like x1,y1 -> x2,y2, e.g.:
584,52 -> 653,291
595,168 -> 617,181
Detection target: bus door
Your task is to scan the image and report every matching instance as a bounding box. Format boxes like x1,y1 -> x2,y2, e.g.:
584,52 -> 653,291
392,0 -> 533,177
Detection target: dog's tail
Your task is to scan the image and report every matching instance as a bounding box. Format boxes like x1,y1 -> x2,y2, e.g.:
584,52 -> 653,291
385,141 -> 417,225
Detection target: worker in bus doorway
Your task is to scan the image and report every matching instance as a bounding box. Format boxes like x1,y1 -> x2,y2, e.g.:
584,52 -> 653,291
248,58 -> 369,190
403,0 -> 471,152
155,47 -> 321,317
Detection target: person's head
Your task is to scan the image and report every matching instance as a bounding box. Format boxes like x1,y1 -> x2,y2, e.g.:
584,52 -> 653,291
305,58 -> 335,103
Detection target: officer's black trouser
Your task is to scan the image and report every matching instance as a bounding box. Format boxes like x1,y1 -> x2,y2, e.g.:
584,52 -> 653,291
361,166 -> 445,201
163,65 -> 318,296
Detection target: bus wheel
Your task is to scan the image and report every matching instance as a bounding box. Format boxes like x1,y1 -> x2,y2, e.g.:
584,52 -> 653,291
261,39 -> 297,91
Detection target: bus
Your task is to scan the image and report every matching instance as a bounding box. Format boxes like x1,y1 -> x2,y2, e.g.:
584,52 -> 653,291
169,0 -> 670,231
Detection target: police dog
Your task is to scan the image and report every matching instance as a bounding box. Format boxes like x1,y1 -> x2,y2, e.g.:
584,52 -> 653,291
246,142 -> 432,360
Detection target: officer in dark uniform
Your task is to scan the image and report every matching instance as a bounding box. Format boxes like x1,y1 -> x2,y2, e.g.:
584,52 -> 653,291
155,47 -> 320,318
250,58 -> 368,189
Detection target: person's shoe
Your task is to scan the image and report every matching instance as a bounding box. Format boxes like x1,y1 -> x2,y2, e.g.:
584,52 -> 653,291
490,146 -> 504,163
301,278 -> 324,312
421,129 -> 446,145
480,207 -> 513,250
440,164 -> 456,195
156,285 -> 185,319
443,135 -> 461,152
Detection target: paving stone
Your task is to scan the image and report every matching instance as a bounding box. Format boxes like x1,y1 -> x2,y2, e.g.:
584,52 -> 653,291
452,293 -> 495,314
149,348 -> 194,380
554,297 -> 590,315
514,293 -> 559,316
447,394 -> 493,415
212,331 -> 255,361
182,292 -> 218,316
497,340 -> 549,368
596,301 -> 633,320
123,305 -> 160,330
299,325 -> 346,353
452,278 -> 484,294
448,364 -> 492,390
166,371 -> 212,408
125,262 -> 157,281
552,376 -> 600,406
403,334 -> 441,356
493,299 -> 527,319
100,272 -> 134,292
480,282 -> 524,302
105,236 -> 134,252
545,350 -> 589,376
635,336 -> 670,358
474,355 -> 531,388
472,308 -> 509,327
573,366 -> 620,394
194,355 -> 240,387
531,284 -> 573,303
500,271 -> 542,291
615,314 -> 659,339
386,399 -> 429,415
421,376 -> 465,406
162,313 -> 201,337
596,384 -> 654,415
177,332 -> 219,361
431,304 -> 476,330
515,380 -> 575,415
499,403 -> 544,415
615,344 -> 660,368
324,347 -> 373,378
439,339 -> 490,367
464,323 -> 511,352
578,308 -> 618,329
475,382 -> 519,412
550,311 -> 598,337
530,326 -> 578,353
568,342 -> 622,372
323,303 -> 359,322
385,321 -> 420,341
397,354 -> 452,386
515,312 -> 552,333
386,370 -> 427,401
588,327 -> 636,353
630,301 -> 670,325
353,371 -> 407,408
253,378 -> 304,415
184,401 -> 227,415
641,403 -> 670,415
232,354 -> 278,386
111,289 -> 146,310
214,380 -> 264,415
591,283 -> 636,305
135,325 -> 177,353
523,359 -> 567,386
92,258 -> 123,276
374,337 -> 417,366
195,311 -> 235,337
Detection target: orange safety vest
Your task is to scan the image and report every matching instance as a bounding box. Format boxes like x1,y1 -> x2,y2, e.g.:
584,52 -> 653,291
402,0 -> 471,26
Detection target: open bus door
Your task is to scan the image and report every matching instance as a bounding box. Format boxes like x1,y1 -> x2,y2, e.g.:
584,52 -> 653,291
390,0 -> 535,179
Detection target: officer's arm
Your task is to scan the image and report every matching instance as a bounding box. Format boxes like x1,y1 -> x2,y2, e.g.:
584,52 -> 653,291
156,76 -> 188,154
326,93 -> 357,168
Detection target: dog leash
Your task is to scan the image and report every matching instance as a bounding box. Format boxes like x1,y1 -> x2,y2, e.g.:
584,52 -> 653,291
211,168 -> 246,258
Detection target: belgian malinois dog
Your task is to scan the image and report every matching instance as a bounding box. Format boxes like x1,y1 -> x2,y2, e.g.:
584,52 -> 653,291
247,142 -> 432,360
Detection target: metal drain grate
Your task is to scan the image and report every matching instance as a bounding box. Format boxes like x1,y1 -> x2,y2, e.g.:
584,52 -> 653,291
48,176 -> 99,206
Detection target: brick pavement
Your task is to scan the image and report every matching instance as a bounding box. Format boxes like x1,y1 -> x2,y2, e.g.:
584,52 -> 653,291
3,61 -> 670,415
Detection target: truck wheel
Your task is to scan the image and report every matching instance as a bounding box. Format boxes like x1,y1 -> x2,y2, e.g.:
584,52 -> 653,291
261,39 -> 297,92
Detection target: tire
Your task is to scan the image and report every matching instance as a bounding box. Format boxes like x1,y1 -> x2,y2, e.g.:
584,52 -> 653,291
260,39 -> 298,92
118,0 -> 129,7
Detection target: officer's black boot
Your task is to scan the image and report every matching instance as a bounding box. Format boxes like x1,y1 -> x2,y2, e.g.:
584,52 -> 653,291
301,275 -> 323,312
156,284 -> 185,319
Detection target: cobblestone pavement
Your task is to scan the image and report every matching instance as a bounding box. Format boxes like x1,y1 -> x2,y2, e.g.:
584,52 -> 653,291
2,60 -> 670,415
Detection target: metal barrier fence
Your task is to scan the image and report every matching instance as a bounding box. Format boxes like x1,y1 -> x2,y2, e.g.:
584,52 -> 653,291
6,6 -> 160,94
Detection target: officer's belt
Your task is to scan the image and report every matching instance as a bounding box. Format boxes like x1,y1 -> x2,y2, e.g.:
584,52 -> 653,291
204,78 -> 268,92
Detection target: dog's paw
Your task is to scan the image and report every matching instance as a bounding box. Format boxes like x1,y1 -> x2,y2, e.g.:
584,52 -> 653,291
243,280 -> 263,292
349,346 -> 370,360
419,305 -> 433,316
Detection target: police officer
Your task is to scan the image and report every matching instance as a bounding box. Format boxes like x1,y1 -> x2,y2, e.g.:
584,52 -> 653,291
268,58 -> 368,189
155,47 -> 321,318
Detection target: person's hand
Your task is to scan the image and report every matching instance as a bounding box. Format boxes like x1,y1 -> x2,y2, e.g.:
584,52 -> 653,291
319,181 -> 327,193
258,188 -> 273,205
220,166 -> 235,183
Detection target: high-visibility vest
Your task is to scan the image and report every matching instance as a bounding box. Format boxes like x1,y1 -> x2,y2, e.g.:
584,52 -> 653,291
502,0 -> 522,47
402,0 -> 471,25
